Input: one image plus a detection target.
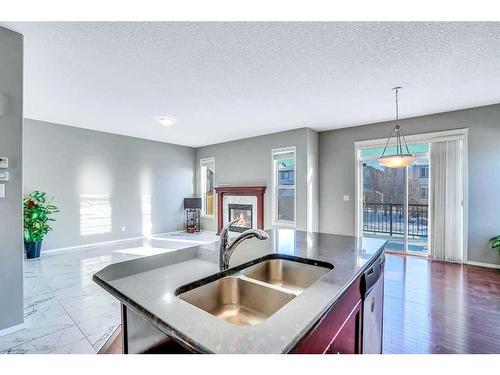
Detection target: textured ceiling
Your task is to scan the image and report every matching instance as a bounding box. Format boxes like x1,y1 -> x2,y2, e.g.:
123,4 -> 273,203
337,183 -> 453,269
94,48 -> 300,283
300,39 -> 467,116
2,22 -> 500,147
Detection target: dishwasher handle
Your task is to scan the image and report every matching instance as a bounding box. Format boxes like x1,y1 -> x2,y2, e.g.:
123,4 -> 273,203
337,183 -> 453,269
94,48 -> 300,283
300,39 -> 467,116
362,254 -> 384,297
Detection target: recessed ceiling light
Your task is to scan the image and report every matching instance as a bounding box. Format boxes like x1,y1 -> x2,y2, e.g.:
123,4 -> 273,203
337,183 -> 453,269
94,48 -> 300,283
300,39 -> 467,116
157,117 -> 175,126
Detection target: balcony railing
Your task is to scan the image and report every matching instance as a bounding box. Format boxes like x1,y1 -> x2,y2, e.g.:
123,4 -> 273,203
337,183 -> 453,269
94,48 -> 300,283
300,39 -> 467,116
363,203 -> 428,239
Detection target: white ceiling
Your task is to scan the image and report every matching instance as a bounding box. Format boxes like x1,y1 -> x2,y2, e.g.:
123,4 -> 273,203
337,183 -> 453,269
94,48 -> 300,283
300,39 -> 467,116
2,22 -> 500,147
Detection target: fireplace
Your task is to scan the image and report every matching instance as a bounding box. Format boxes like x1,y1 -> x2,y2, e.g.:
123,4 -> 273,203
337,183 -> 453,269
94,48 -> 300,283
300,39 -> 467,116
228,204 -> 253,233
214,186 -> 266,234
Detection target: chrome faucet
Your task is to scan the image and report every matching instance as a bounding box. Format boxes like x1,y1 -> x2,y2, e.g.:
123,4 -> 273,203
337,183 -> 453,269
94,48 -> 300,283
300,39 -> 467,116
219,218 -> 269,270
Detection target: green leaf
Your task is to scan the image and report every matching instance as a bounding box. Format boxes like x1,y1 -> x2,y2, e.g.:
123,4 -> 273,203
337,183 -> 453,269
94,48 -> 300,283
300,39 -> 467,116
24,229 -> 31,242
23,190 -> 59,245
492,240 -> 500,249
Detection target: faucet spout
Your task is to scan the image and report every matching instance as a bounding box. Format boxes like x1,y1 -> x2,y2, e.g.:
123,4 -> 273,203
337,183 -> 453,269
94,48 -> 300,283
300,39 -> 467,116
219,218 -> 269,270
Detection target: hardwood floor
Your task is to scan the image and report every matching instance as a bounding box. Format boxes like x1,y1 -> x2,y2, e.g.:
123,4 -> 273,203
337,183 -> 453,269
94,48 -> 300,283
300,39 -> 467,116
383,253 -> 500,354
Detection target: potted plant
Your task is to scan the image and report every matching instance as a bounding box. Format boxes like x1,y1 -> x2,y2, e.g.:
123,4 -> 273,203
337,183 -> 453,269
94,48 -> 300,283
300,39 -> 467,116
23,191 -> 59,259
491,235 -> 500,251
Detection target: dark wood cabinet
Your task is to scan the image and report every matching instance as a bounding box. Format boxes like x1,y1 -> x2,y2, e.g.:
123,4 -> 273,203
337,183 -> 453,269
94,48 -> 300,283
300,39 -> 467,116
293,277 -> 362,354
327,300 -> 362,354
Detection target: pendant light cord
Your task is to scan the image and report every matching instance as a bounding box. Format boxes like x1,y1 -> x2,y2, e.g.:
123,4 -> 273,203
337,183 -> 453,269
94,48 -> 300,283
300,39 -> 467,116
395,88 -> 401,155
395,87 -> 399,122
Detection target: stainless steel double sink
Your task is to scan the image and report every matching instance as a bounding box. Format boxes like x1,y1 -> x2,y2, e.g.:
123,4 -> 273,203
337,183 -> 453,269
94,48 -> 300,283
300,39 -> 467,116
176,257 -> 333,326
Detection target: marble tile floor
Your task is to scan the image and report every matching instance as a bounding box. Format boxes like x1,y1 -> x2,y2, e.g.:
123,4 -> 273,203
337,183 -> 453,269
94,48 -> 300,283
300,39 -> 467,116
0,231 -> 218,354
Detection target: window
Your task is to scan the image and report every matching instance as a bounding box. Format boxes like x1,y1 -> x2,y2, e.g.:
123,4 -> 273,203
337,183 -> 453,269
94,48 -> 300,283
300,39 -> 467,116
200,158 -> 215,216
272,147 -> 296,226
420,166 -> 429,178
421,186 -> 428,199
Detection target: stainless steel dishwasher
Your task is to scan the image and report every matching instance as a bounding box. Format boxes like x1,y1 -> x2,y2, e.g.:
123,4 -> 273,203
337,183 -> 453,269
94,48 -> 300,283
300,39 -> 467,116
361,252 -> 385,354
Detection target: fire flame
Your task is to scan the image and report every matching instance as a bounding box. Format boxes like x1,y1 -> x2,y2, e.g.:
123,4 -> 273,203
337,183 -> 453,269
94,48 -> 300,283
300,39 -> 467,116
236,212 -> 246,227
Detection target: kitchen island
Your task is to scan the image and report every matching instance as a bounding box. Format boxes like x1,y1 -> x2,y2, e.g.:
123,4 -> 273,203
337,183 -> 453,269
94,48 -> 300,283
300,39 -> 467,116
93,230 -> 386,354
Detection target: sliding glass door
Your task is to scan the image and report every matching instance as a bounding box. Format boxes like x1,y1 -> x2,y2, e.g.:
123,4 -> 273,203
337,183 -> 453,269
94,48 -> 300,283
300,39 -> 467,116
359,144 -> 430,255
362,160 -> 406,252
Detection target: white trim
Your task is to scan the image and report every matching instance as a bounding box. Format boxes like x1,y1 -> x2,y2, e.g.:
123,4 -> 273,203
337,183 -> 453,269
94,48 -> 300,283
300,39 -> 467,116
200,157 -> 215,164
354,128 -> 469,149
354,148 -> 362,238
0,322 -> 25,337
272,146 -> 296,156
466,261 -> 500,270
200,157 -> 215,218
271,146 -> 297,228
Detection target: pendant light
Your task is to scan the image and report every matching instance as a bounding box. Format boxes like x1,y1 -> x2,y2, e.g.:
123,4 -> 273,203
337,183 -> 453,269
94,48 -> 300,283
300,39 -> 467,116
378,87 -> 416,168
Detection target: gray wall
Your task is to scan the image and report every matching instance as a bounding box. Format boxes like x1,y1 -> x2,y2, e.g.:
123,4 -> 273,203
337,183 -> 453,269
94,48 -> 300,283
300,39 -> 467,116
318,103 -> 500,265
24,119 -> 196,250
0,28 -> 24,331
196,128 -> 318,232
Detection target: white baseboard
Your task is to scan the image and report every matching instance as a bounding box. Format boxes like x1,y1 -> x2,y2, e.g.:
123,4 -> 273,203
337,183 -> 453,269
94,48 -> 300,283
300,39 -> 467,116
466,261 -> 500,269
0,322 -> 25,337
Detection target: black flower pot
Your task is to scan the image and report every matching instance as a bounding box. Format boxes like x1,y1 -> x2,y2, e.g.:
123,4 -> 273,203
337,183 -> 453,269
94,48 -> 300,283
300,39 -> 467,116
25,241 -> 42,259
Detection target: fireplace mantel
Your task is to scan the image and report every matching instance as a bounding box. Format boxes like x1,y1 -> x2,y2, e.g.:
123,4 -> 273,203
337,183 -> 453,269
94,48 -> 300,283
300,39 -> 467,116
214,186 -> 267,234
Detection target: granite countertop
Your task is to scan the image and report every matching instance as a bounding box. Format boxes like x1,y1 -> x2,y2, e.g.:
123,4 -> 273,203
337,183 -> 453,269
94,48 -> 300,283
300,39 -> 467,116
93,229 -> 386,354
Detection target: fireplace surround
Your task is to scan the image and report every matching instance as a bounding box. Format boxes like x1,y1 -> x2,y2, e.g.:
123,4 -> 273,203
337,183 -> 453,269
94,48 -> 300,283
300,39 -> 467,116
214,186 -> 266,234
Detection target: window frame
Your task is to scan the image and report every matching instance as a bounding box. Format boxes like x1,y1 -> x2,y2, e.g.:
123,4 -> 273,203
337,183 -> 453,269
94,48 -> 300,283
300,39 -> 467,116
200,157 -> 215,217
271,146 -> 296,228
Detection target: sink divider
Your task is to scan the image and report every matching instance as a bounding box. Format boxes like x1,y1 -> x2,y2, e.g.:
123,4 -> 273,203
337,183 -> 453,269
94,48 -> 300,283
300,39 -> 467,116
236,274 -> 302,296
175,253 -> 333,296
